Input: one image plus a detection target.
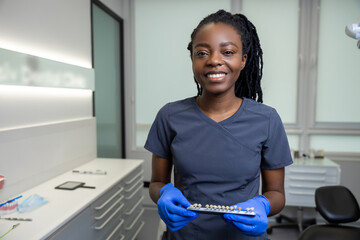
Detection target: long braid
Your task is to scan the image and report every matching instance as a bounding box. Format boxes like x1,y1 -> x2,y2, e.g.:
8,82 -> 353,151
187,10 -> 263,103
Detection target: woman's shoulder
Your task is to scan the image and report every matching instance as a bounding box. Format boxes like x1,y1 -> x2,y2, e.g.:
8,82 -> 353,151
156,97 -> 196,118
243,98 -> 277,118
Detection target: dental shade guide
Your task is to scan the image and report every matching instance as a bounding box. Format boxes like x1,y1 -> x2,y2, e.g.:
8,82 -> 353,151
187,203 -> 256,216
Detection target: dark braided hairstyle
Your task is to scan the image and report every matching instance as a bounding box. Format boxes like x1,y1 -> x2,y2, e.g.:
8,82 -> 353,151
187,10 -> 263,103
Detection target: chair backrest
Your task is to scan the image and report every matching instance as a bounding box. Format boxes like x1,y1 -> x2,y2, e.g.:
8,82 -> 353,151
315,185 -> 360,224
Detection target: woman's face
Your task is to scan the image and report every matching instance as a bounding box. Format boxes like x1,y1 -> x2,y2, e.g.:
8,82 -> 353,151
191,23 -> 247,97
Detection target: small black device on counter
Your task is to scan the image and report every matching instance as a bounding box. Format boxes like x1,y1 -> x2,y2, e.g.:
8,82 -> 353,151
55,181 -> 95,190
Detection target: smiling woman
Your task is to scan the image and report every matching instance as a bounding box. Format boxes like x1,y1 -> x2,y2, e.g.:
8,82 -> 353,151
146,10 -> 292,240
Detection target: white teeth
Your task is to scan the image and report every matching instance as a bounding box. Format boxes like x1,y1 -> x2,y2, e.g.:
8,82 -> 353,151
207,73 -> 225,78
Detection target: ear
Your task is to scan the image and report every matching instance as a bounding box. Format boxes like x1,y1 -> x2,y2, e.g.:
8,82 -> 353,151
241,54 -> 247,69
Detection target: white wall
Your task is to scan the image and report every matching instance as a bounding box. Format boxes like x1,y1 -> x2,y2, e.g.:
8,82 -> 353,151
0,0 -> 92,68
0,0 -> 95,201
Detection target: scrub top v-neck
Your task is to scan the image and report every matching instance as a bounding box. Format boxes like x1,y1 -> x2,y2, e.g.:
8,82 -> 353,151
145,97 -> 293,240
194,96 -> 245,126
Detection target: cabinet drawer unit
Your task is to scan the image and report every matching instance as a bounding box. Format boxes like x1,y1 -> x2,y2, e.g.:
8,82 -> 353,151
284,158 -> 340,207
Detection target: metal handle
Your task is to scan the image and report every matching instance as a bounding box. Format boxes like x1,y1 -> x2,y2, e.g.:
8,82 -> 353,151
125,184 -> 142,200
289,191 -> 314,196
125,177 -> 143,192
289,176 -> 326,182
125,170 -> 144,185
125,196 -> 144,215
95,195 -> 124,220
125,208 -> 144,230
130,221 -> 145,240
289,169 -> 326,174
94,203 -> 124,230
289,184 -> 317,189
105,218 -> 124,240
94,187 -> 124,210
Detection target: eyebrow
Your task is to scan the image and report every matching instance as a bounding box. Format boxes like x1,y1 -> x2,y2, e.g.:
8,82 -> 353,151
194,41 -> 239,49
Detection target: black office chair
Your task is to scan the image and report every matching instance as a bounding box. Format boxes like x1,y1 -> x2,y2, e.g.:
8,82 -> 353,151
298,185 -> 360,240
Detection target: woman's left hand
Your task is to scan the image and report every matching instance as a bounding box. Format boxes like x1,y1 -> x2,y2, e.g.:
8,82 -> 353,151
222,195 -> 271,236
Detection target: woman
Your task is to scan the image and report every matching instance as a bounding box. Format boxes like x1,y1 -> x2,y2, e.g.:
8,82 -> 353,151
145,10 -> 293,239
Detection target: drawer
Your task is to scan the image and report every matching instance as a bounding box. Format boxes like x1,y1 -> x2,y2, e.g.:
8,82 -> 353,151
124,181 -> 143,203
93,188 -> 124,221
286,192 -> 314,207
93,195 -> 125,230
124,195 -> 144,219
124,185 -> 143,212
124,208 -> 145,240
123,167 -> 143,185
92,183 -> 124,214
92,200 -> 125,239
104,218 -> 125,240
49,207 -> 101,240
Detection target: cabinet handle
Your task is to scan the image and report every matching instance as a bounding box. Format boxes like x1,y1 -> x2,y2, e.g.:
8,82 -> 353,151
125,177 -> 143,192
125,208 -> 144,230
95,187 -> 124,210
125,196 -> 144,215
94,203 -> 124,230
105,219 -> 125,240
289,176 -> 326,182
289,191 -> 314,196
289,169 -> 326,174
125,170 -> 144,185
95,195 -> 124,220
289,184 -> 317,189
105,219 -> 124,240
130,221 -> 145,240
125,184 -> 143,200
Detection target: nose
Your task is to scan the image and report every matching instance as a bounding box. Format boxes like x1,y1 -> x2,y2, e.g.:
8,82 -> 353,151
207,52 -> 223,66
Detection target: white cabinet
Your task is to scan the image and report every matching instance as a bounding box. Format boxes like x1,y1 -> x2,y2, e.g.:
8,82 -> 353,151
0,158 -> 144,240
285,158 -> 340,207
49,164 -> 144,240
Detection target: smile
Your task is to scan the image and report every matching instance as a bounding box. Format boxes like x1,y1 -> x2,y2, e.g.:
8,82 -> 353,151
206,73 -> 226,80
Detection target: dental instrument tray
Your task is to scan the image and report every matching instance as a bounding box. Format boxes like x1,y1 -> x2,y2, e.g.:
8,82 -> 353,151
187,203 -> 256,216
55,181 -> 95,190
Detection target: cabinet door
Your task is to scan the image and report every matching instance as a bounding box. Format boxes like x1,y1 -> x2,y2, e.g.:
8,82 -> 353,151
48,207 -> 98,240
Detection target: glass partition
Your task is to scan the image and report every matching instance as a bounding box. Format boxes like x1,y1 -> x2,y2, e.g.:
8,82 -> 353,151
316,0 -> 360,123
0,48 -> 94,90
242,0 -> 299,124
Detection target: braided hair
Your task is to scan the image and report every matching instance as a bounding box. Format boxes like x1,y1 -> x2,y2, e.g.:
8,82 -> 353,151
187,10 -> 263,103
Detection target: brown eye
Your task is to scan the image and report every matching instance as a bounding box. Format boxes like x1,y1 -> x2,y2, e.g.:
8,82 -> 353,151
223,50 -> 234,55
196,51 -> 207,56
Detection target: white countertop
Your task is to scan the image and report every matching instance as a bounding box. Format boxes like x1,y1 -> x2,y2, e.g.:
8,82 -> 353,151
291,157 -> 340,167
0,158 -> 143,240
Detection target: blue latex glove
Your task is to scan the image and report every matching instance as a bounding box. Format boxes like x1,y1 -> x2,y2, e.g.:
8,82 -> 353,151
222,195 -> 271,236
157,183 -> 199,232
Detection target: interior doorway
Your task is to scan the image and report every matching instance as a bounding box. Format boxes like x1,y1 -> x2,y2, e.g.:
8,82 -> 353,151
92,0 -> 125,158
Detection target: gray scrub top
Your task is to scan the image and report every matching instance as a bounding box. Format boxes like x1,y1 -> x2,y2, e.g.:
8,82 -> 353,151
145,97 -> 293,240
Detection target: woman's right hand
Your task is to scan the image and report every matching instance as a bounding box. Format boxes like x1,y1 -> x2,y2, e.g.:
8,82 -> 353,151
157,183 -> 199,232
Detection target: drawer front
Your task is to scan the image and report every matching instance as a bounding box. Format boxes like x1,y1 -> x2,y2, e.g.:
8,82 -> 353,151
93,196 -> 125,234
124,207 -> 145,240
49,207 -> 101,240
123,166 -> 143,188
104,218 -> 125,240
48,163 -> 144,240
92,183 -> 124,216
92,187 -> 124,223
285,165 -> 340,207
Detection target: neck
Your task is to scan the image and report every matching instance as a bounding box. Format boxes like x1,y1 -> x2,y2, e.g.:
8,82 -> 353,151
197,92 -> 241,114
